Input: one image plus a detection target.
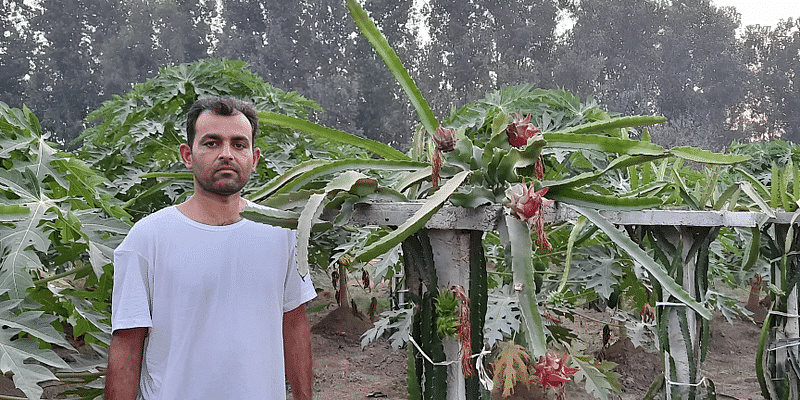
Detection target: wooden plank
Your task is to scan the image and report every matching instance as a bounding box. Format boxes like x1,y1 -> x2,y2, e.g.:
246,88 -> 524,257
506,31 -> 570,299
344,201 -> 799,231
547,204 -> 799,227
348,202 -> 504,231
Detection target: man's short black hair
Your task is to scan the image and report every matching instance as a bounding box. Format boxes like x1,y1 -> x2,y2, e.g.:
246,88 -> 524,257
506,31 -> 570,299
186,97 -> 258,148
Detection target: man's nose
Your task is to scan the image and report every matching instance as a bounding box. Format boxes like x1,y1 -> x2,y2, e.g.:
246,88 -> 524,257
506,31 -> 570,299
218,143 -> 234,159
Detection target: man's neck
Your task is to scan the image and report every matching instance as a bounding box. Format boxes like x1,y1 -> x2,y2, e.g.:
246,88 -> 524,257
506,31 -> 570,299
176,191 -> 246,226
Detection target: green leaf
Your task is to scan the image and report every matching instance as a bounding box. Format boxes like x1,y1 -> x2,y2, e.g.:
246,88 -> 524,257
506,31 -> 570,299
571,354 -> 621,400
295,171 -> 378,277
570,206 -> 711,319
138,172 -> 194,180
669,146 -> 750,165
0,203 -> 29,215
296,193 -> 326,279
558,217 -> 588,294
448,186 -> 496,207
346,0 -> 439,136
495,136 -> 547,184
502,215 -> 547,357
560,115 -> 667,134
544,133 -> 666,155
546,188 -> 663,211
259,112 -> 409,160
352,171 -> 471,264
740,181 -> 776,218
392,167 -> 432,193
734,167 -> 770,199
771,164 -> 780,209
247,159 -> 330,201
0,328 -> 69,400
241,206 -> 303,229
0,299 -> 71,348
271,159 -> 427,195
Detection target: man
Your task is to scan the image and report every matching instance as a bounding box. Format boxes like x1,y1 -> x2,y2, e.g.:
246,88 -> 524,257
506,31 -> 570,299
105,97 -> 315,399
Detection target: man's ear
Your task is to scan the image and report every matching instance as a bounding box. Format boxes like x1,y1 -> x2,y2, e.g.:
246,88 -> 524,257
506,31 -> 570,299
252,147 -> 261,172
179,143 -> 193,169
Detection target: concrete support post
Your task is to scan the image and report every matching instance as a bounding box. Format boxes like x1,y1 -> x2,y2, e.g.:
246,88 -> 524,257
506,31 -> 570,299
428,229 -> 471,400
662,227 -> 703,400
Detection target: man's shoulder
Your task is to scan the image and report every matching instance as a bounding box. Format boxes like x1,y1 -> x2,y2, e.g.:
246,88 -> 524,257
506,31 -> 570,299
115,207 -> 180,253
139,205 -> 179,223
128,206 -> 181,233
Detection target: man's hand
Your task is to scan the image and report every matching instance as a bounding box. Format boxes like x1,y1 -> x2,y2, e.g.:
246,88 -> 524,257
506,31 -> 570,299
105,327 -> 147,400
284,304 -> 313,400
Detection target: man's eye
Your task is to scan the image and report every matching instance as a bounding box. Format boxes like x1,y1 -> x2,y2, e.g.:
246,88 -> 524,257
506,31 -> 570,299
204,141 -> 217,147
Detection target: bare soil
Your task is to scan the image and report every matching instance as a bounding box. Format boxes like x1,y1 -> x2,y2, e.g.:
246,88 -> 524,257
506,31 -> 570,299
296,287 -> 765,400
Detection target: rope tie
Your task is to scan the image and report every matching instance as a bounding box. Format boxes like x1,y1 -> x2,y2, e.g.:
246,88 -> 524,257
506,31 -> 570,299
407,336 -> 494,391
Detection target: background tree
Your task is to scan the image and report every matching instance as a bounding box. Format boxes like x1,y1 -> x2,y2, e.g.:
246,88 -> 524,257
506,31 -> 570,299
4,0 -> 800,151
738,19 -> 800,142
0,0 -> 33,108
653,0 -> 748,150
419,0 -> 560,119
553,0 -> 747,151
26,0 -> 113,144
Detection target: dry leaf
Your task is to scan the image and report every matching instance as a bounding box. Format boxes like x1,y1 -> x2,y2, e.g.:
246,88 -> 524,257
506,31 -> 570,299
492,342 -> 533,398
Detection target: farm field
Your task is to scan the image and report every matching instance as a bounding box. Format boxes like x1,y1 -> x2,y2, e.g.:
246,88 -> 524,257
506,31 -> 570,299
293,287 -> 763,400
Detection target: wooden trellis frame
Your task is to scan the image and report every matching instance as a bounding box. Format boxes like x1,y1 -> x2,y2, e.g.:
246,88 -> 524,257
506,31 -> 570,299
348,201 -> 800,399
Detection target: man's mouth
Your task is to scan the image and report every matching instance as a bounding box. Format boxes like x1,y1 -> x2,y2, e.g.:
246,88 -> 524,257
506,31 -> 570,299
215,165 -> 239,174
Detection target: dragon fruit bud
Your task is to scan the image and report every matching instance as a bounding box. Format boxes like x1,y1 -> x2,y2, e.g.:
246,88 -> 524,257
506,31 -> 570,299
506,181 -> 554,252
434,126 -> 457,153
507,113 -> 541,148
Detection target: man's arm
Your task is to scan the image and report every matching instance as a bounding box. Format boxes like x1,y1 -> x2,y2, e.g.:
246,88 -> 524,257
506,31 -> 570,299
105,327 -> 147,400
284,304 -> 313,400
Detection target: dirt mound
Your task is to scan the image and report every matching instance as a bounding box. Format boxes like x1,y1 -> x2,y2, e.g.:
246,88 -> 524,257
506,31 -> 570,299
596,336 -> 661,395
311,305 -> 375,342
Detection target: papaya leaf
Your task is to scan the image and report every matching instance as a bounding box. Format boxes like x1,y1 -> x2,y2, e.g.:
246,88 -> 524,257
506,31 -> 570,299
484,286 -> 521,348
0,300 -> 71,348
0,327 -> 70,400
571,354 -> 621,400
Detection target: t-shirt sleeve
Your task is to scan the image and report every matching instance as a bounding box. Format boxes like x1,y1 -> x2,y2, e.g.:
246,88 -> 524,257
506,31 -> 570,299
283,230 -> 316,313
111,247 -> 154,332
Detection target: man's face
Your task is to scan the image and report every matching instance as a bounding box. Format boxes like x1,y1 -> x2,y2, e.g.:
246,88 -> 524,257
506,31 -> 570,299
180,110 -> 261,197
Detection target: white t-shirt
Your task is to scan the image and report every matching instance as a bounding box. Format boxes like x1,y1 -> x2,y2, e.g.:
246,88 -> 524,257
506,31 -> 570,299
111,204 -> 316,400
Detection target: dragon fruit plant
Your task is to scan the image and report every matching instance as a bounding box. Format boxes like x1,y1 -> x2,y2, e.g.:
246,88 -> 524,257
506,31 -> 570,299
242,1 -> 751,399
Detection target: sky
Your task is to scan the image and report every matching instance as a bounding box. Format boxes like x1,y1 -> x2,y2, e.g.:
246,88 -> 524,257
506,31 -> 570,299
712,0 -> 800,28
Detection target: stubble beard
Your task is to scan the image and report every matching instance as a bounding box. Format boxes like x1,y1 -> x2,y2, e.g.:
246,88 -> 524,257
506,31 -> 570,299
194,162 -> 250,197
